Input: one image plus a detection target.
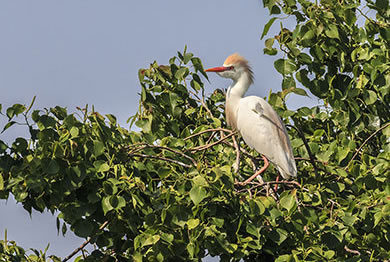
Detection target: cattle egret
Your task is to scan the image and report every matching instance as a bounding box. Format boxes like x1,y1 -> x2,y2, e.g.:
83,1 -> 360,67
205,53 -> 297,185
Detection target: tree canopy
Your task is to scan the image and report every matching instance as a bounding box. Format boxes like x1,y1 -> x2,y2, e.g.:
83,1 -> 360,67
1,0 -> 389,261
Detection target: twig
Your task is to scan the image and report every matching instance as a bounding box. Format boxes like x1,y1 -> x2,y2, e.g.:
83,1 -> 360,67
130,153 -> 193,168
356,7 -> 378,26
221,140 -> 259,169
295,193 -> 301,212
183,128 -> 233,141
126,144 -> 197,166
344,245 -> 361,256
62,221 -> 109,262
189,132 -> 237,151
345,122 -> 390,170
205,131 -> 217,145
201,98 -> 215,118
286,124 -> 319,177
236,180 -> 301,193
294,157 -> 327,164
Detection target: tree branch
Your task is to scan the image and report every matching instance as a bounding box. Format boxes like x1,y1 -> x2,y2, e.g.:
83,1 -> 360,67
345,122 -> 390,170
236,180 -> 301,193
188,131 -> 237,151
344,245 -> 361,256
126,143 -> 197,166
184,128 -> 233,141
62,221 -> 109,262
129,153 -> 193,168
286,123 -> 319,177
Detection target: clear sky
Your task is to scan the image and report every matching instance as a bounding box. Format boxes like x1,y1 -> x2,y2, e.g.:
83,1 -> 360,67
0,1 -> 315,260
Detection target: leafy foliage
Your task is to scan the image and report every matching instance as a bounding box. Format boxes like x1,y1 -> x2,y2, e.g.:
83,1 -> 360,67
0,1 -> 389,261
0,231 -> 60,262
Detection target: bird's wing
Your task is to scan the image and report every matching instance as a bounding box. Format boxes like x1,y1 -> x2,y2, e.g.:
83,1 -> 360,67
236,96 -> 297,179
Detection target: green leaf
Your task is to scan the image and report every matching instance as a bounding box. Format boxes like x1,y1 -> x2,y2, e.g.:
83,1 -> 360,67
269,228 -> 288,245
94,160 -> 110,173
102,196 -> 114,215
280,191 -> 296,212
6,104 -> 26,119
187,218 -> 200,230
192,175 -> 208,187
2,121 -> 16,133
325,24 -> 340,39
292,87 -> 309,96
189,185 -> 207,205
363,90 -> 377,105
337,147 -> 350,163
187,242 -> 196,258
93,140 -> 105,157
174,67 -> 188,80
110,195 -> 126,210
274,59 -> 297,75
45,159 -> 60,175
275,254 -> 292,262
143,235 -> 160,247
103,181 -> 117,195
246,223 -> 259,238
50,106 -> 67,120
324,250 -> 335,259
261,17 -> 277,39
73,220 -> 94,238
376,0 -> 389,10
70,126 -> 79,137
265,38 -> 275,49
191,57 -> 208,79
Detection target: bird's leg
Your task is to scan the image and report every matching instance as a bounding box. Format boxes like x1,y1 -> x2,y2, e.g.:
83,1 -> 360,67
232,135 -> 241,174
274,175 -> 280,192
236,156 -> 269,186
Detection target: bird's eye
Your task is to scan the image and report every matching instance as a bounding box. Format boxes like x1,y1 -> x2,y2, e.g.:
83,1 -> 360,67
229,66 -> 235,71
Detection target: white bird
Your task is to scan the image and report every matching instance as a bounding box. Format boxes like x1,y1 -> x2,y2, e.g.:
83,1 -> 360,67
205,53 -> 297,185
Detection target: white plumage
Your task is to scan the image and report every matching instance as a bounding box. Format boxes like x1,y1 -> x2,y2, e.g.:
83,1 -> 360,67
205,53 -> 297,181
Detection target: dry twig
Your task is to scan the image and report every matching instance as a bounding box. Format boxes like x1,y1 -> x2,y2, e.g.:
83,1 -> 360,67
129,153 -> 192,168
286,124 -> 319,177
236,180 -> 301,194
345,122 -> 390,170
189,131 -> 237,151
184,128 -> 233,141
62,221 -> 109,262
126,143 -> 197,166
344,245 -> 361,256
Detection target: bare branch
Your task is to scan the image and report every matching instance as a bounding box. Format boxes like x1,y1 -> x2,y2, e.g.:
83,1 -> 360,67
130,153 -> 193,168
184,128 -> 233,141
126,143 -> 197,166
344,245 -> 361,256
189,131 -> 237,151
236,180 -> 301,194
346,122 -> 390,170
286,124 -> 319,177
62,221 -> 109,262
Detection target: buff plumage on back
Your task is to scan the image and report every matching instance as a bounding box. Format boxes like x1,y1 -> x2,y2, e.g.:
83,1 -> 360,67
224,53 -> 254,85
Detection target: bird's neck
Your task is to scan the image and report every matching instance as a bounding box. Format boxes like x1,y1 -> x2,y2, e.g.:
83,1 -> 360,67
225,73 -> 252,129
227,73 -> 252,98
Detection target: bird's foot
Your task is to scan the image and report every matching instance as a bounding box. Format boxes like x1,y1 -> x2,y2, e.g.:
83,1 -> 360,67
234,179 -> 248,187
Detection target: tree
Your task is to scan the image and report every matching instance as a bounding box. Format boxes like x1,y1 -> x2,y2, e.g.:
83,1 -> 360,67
0,0 -> 389,260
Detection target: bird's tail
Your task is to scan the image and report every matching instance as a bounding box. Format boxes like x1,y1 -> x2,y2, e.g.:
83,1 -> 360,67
277,164 -> 297,180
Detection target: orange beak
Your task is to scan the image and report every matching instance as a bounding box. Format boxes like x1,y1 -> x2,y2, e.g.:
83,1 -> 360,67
205,66 -> 233,72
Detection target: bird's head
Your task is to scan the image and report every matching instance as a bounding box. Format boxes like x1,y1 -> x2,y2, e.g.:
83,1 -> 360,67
205,53 -> 253,84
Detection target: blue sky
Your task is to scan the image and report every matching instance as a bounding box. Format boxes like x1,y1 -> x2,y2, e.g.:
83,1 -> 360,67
0,1 -> 315,259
